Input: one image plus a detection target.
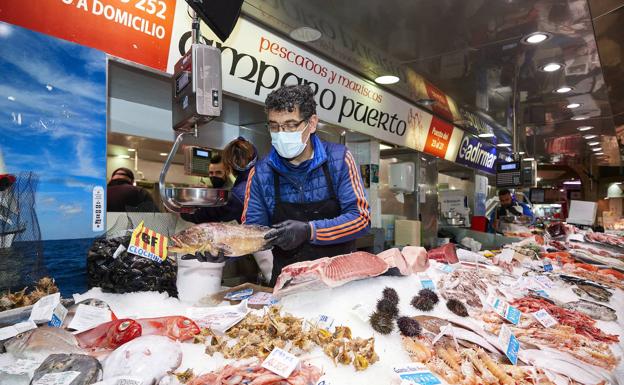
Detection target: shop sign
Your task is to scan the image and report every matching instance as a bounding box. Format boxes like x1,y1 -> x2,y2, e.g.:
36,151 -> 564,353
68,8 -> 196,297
455,135 -> 497,174
459,108 -> 496,137
128,221 -> 168,263
166,15 -> 469,157
0,0 -> 177,71
424,81 -> 453,121
423,117 -> 454,158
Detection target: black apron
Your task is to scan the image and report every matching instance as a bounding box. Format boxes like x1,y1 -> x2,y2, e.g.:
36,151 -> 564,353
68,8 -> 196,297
269,163 -> 356,286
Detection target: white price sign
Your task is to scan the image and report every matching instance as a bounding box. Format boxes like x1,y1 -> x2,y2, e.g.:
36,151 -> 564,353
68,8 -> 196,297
262,347 -> 300,378
533,309 -> 557,328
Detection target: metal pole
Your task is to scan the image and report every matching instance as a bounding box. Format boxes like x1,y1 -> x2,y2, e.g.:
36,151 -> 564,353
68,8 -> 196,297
191,9 -> 200,44
512,62 -> 519,157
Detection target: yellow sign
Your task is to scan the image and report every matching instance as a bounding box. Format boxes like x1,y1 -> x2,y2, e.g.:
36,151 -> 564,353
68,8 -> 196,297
128,221 -> 168,263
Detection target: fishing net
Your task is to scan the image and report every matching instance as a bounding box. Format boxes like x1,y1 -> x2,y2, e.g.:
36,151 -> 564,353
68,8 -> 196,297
0,172 -> 46,295
86,211 -> 179,297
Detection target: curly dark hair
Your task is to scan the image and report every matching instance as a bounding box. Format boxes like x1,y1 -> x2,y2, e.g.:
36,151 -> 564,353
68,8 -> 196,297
265,84 -> 317,120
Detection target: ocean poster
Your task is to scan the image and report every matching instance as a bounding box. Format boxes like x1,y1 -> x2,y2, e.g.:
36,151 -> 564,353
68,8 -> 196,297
0,22 -> 106,297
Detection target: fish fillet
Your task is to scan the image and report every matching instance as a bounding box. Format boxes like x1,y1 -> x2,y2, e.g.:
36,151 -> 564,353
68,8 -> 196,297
273,251 -> 389,296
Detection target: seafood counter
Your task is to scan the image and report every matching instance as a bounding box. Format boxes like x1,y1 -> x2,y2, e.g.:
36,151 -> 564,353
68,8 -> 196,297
1,223 -> 624,385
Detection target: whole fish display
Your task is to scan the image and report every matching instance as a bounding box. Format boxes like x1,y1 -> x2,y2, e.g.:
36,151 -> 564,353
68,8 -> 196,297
103,335 -> 182,385
572,283 -> 612,303
76,319 -> 142,350
135,316 -> 200,341
4,327 -> 83,359
62,298 -> 115,330
31,354 -> 102,385
169,223 -> 272,257
562,300 -> 617,322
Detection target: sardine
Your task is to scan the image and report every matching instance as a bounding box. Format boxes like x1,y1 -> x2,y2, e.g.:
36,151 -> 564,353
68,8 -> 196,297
62,298 -> 114,330
169,223 -> 271,257
572,284 -> 612,303
4,327 -> 83,359
562,300 -> 617,321
75,319 -> 142,350
103,335 -> 182,385
30,354 -> 102,385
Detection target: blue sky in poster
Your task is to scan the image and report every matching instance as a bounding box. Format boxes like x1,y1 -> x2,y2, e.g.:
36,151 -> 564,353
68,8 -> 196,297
0,22 -> 106,240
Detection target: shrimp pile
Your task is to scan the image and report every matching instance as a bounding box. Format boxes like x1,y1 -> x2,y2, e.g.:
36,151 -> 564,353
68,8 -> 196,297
510,297 -> 619,343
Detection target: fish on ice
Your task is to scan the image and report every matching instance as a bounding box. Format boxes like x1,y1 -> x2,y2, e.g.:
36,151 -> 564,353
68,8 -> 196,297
3,327 -> 83,359
31,353 -> 102,385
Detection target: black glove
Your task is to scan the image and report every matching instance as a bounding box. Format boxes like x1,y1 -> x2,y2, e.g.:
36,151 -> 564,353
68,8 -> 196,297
264,220 -> 311,250
181,250 -> 226,263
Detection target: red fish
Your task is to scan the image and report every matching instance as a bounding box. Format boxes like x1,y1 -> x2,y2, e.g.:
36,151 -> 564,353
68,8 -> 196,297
135,316 -> 200,341
76,319 -> 142,350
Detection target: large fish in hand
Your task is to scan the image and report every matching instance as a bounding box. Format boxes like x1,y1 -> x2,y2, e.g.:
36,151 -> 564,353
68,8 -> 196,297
169,222 -> 271,257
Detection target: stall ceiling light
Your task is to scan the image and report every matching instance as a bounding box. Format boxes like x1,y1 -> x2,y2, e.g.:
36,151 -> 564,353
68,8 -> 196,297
497,143 -> 512,147
523,32 -> 550,44
563,180 -> 581,185
523,157 -> 535,161
577,126 -> 593,131
572,115 -> 589,120
588,141 -> 600,146
555,86 -> 573,93
375,75 -> 400,84
518,151 -> 525,155
595,152 -> 604,155
541,63 -> 562,72
559,189 -> 565,192
127,148 -> 136,152
159,152 -> 168,156
117,155 -> 130,159
566,103 -> 581,109
478,133 -> 495,138
583,134 -> 597,139
290,27 -> 322,42
379,144 -> 393,150
592,147 -> 602,151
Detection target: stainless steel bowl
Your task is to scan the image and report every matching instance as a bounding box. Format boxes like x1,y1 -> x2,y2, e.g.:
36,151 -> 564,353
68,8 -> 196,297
165,187 -> 229,207
447,218 -> 465,226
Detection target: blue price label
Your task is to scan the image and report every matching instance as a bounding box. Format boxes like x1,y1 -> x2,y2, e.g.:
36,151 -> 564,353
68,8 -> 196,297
505,305 -> 521,325
400,372 -> 442,385
48,314 -> 62,328
421,279 -> 435,290
505,333 -> 520,365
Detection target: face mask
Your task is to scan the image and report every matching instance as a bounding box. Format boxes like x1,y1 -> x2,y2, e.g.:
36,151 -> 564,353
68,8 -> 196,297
210,177 -> 226,188
270,124 -> 310,159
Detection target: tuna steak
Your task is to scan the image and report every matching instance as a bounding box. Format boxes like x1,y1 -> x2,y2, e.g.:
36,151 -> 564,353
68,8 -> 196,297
31,354 -> 102,385
169,223 -> 271,257
273,251 -> 389,297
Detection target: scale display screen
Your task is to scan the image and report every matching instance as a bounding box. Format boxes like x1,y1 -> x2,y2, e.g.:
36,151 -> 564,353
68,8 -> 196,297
184,146 -> 212,176
175,71 -> 190,96
496,161 -> 522,187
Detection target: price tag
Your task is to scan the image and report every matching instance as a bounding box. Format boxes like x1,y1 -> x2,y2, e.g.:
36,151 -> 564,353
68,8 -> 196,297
48,303 -> 68,328
437,263 -> 455,274
248,292 -> 278,306
542,258 -> 553,272
532,275 -> 555,289
486,295 -> 521,325
393,364 -> 442,385
262,347 -> 300,378
128,221 -> 168,263
419,274 -> 435,290
533,309 -> 558,328
32,371 -> 81,385
529,289 -> 550,299
113,244 -> 126,259
498,325 -> 520,365
314,314 -> 335,331
0,320 -> 37,340
224,288 -> 254,301
67,304 -> 113,332
0,358 -> 42,375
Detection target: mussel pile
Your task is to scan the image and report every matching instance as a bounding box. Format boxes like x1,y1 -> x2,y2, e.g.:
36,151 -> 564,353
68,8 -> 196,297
87,236 -> 177,296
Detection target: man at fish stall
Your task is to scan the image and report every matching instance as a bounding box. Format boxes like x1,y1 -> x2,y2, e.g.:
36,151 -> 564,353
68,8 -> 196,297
242,84 -> 371,286
490,189 -> 534,233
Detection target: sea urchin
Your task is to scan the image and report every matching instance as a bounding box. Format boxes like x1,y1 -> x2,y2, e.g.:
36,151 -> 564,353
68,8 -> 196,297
418,288 -> 439,304
376,298 -> 399,318
397,316 -> 421,337
369,311 -> 394,334
411,294 -> 436,312
446,299 -> 469,317
382,287 -> 399,306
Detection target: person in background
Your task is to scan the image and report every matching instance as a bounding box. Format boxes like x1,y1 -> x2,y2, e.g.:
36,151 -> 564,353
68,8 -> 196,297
181,137 -> 257,225
490,188 -> 534,233
207,154 -> 228,188
107,167 -> 157,212
242,84 -> 370,286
